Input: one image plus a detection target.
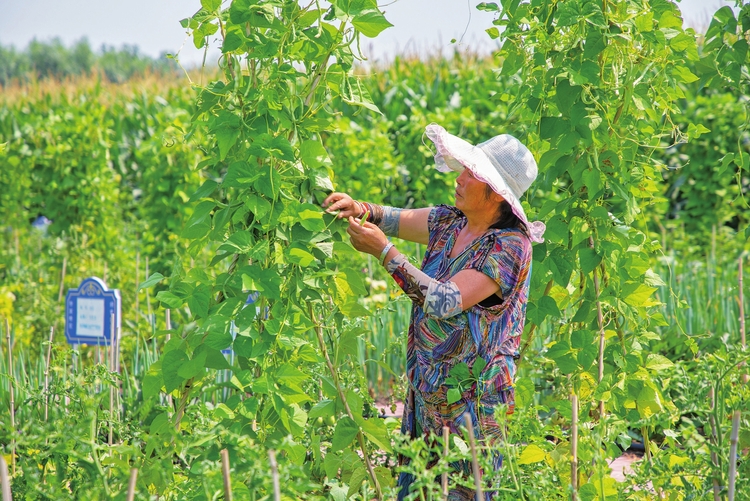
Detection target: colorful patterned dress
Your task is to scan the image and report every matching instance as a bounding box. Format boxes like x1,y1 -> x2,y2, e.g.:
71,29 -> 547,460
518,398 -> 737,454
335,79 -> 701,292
394,205 -> 532,500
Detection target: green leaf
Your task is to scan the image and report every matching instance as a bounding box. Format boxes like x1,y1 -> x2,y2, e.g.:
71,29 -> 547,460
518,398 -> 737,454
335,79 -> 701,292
477,2 -> 499,11
645,354 -> 674,371
571,330 -> 594,349
518,444 -> 546,465
288,247 -> 317,267
201,0 -> 221,11
622,283 -> 659,307
161,349 -> 189,393
486,27 -> 500,39
471,356 -> 487,377
447,388 -> 462,404
156,291 -> 183,309
187,284 -> 211,319
579,248 -> 602,275
360,418 -> 392,452
352,11 -> 393,38
309,400 -> 335,419
142,371 -> 163,400
189,179 -> 218,202
139,272 -> 165,291
331,416 -> 359,452
177,350 -> 207,379
300,140 -> 332,169
672,66 -> 699,84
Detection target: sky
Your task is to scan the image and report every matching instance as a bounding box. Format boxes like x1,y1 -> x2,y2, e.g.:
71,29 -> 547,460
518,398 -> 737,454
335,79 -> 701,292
0,0 -> 735,68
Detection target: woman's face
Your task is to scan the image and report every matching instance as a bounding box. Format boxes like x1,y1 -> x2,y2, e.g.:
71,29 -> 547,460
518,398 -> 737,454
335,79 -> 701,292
454,168 -> 503,214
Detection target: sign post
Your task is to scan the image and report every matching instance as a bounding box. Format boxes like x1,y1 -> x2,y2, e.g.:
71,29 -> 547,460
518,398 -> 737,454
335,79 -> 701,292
65,277 -> 121,346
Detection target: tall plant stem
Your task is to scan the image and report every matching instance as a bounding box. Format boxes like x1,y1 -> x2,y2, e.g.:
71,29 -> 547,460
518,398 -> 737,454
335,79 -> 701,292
44,327 -> 54,422
571,394 -> 578,501
462,413 -> 484,501
590,237 -> 605,418
5,319 -> 15,476
310,306 -> 382,499
728,410 -> 740,501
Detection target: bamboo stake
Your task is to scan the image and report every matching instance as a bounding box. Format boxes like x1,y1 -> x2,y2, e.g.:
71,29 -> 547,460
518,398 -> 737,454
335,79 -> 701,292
135,250 -> 140,316
5,319 -> 15,476
221,449 -> 232,501
44,327 -> 54,421
269,449 -> 281,501
57,256 -> 67,302
571,394 -> 578,501
0,454 -> 10,501
442,426 -> 449,500
740,255 -> 748,384
109,314 -> 115,446
126,468 -> 138,501
590,237 -> 606,418
708,387 -> 721,501
728,410 -> 741,501
145,256 -> 152,320
310,306 -> 382,499
165,310 -> 173,409
463,413 -> 484,501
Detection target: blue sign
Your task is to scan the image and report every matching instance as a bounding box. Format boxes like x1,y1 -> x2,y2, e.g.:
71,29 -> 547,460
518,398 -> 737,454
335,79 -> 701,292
65,277 -> 121,346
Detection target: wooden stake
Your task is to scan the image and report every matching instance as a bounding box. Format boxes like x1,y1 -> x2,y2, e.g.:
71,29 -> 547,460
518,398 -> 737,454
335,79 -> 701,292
164,310 -> 173,409
269,449 -> 281,501
126,468 -> 138,501
442,426 -> 449,500
145,256 -> 152,320
57,257 -> 67,303
709,387 -> 721,501
463,413 -> 484,501
5,319 -> 15,476
109,314 -> 115,446
0,454 -> 11,501
135,251 -> 140,316
590,237 -> 606,418
739,255 -> 748,384
221,449 -> 232,501
728,410 -> 741,501
571,394 -> 578,501
44,327 -> 54,422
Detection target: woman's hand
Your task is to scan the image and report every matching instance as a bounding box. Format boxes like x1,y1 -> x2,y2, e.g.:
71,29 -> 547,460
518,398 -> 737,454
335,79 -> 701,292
346,217 -> 389,257
322,192 -> 363,219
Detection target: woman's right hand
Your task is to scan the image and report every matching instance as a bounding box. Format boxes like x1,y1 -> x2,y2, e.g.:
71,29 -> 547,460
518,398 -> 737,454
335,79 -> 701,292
322,192 -> 363,219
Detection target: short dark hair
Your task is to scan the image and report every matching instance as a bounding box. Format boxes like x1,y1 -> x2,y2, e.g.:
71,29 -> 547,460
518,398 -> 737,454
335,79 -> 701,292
484,184 -> 527,232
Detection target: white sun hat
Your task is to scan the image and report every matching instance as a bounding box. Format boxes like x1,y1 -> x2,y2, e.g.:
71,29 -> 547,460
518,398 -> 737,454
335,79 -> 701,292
425,123 -> 546,243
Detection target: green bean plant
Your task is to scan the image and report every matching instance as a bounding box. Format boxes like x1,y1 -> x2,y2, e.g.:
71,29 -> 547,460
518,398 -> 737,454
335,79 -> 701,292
144,0 -> 398,497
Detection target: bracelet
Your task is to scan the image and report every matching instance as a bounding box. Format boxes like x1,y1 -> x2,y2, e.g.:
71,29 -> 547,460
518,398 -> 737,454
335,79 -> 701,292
379,242 -> 394,265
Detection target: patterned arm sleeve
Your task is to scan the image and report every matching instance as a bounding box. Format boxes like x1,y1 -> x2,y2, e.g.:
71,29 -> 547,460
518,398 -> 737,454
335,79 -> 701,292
385,253 -> 463,319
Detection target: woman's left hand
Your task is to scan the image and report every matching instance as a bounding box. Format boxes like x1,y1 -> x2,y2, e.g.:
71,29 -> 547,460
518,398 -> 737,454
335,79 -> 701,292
346,217 -> 389,257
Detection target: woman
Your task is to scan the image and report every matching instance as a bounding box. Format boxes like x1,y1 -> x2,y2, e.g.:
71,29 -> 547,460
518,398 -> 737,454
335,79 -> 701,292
323,123 -> 545,499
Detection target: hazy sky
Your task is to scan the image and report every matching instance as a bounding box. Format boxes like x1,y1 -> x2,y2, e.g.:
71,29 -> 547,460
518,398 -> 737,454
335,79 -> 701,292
0,0 -> 734,67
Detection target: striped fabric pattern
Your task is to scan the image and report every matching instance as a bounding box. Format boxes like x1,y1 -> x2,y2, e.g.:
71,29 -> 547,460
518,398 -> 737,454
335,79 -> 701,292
396,205 -> 533,500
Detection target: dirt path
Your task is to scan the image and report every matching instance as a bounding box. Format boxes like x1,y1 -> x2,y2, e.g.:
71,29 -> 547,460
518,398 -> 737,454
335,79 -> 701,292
375,400 -> 642,482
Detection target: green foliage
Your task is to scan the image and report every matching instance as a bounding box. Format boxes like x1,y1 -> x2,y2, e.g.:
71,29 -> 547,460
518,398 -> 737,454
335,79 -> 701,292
0,38 -> 179,86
